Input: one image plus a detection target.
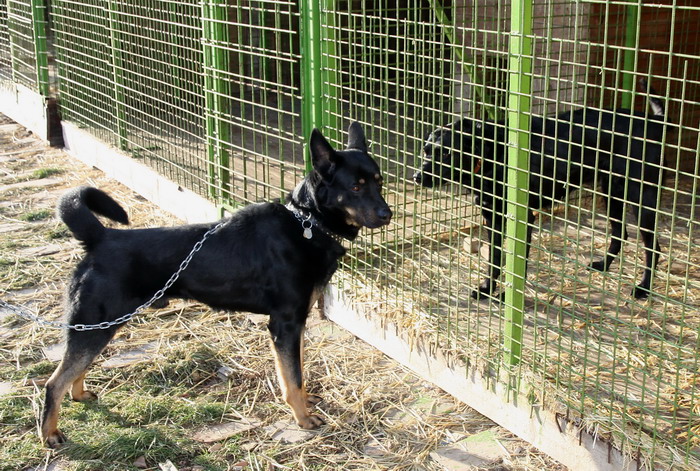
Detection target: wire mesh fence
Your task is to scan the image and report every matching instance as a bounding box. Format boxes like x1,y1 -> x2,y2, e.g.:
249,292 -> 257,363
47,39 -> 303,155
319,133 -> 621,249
4,0 -> 700,468
0,1 -> 8,82
52,0 -> 304,204
1,0 -> 39,89
321,1 -> 700,468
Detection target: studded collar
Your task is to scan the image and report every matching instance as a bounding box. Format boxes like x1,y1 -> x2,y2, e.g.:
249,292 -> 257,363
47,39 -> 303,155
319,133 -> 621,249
285,203 -> 347,244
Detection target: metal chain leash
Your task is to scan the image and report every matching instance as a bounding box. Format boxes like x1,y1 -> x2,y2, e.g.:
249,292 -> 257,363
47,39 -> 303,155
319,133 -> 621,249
0,219 -> 228,331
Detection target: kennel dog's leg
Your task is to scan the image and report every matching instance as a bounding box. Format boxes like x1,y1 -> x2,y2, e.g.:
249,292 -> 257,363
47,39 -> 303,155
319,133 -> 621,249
268,317 -> 323,429
473,212 -> 503,300
590,195 -> 628,272
633,194 -> 660,299
522,212 -> 537,276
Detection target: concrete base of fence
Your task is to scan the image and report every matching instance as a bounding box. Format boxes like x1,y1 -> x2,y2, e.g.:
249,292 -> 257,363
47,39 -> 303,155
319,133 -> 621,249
323,284 -> 645,471
1,84 -> 49,142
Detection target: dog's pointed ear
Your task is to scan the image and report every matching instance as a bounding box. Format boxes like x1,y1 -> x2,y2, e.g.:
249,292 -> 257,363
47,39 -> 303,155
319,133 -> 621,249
347,122 -> 367,152
310,128 -> 339,177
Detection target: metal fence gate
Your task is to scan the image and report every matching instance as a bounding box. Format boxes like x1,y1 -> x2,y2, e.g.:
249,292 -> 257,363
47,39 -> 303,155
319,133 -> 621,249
1,0 -> 699,468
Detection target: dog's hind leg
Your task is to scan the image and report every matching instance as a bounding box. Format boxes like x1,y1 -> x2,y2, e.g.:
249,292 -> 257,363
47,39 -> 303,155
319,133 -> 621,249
590,195 -> 628,272
268,316 -> 323,429
473,212 -> 503,300
40,329 -> 115,447
41,351 -> 98,447
633,200 -> 660,299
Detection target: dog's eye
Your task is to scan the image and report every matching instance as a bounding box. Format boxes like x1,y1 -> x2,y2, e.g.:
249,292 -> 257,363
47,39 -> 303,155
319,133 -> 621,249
351,184 -> 361,192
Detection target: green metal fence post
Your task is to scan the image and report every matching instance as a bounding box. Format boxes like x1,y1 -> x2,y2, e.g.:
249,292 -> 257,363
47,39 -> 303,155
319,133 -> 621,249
321,0 -> 340,145
107,0 -> 128,150
29,0 -> 49,96
201,0 -> 230,202
300,0 -> 322,173
620,0 -> 640,109
503,0 -> 533,367
301,0 -> 341,166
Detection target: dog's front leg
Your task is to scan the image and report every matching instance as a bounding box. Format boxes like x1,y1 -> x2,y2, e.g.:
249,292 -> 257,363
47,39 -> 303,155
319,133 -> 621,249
268,317 -> 324,429
590,195 -> 627,272
473,212 -> 503,300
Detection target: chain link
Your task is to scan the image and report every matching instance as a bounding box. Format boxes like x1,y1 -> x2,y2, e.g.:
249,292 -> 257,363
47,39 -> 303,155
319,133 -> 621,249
1,219 -> 227,331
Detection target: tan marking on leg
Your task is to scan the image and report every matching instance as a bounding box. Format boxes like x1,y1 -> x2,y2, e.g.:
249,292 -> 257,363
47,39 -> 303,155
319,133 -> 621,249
270,335 -> 323,429
41,352 -> 97,447
70,371 -> 97,402
41,379 -> 66,449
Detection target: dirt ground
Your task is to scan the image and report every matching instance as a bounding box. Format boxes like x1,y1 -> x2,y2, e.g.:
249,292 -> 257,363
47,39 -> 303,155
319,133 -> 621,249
0,113 -> 565,471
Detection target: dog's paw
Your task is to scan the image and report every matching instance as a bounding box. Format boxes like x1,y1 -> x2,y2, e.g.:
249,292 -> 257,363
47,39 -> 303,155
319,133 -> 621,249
588,259 -> 607,272
72,390 -> 98,402
44,429 -> 67,449
632,285 -> 651,300
306,394 -> 322,407
297,414 -> 325,429
471,283 -> 496,301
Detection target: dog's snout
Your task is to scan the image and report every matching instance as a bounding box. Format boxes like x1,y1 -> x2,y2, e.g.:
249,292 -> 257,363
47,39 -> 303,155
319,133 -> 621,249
377,206 -> 392,223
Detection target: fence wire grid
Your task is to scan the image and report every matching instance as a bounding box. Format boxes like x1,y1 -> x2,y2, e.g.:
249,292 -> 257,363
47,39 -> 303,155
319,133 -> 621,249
1,0 -> 699,468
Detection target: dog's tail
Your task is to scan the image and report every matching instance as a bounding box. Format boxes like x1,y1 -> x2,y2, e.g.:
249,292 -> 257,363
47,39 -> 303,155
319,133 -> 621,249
58,186 -> 129,248
639,78 -> 664,117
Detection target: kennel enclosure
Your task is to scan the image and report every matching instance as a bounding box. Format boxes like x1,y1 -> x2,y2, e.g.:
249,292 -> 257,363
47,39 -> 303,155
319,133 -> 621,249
1,0 -> 699,469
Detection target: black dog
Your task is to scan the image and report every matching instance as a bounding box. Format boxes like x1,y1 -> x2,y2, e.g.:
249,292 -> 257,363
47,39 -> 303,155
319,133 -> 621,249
41,122 -> 391,447
414,80 -> 664,300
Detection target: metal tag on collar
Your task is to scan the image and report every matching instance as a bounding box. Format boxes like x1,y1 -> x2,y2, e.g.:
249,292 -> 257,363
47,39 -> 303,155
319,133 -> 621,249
301,214 -> 313,239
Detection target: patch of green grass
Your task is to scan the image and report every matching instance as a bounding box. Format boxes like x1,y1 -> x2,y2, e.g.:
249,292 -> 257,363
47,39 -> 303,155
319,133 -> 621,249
0,396 -> 36,428
22,360 -> 57,379
0,439 -> 45,471
51,386 -> 234,470
0,397 -> 45,471
0,342 -> 252,471
20,209 -> 53,222
30,168 -> 64,180
47,225 -> 71,239
0,361 -> 55,382
2,240 -> 19,250
104,392 -> 227,427
191,441 -> 249,471
59,420 -> 201,471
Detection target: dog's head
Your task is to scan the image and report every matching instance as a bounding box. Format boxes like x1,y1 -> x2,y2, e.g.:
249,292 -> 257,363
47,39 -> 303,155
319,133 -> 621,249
413,119 -> 485,188
304,122 -> 392,233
